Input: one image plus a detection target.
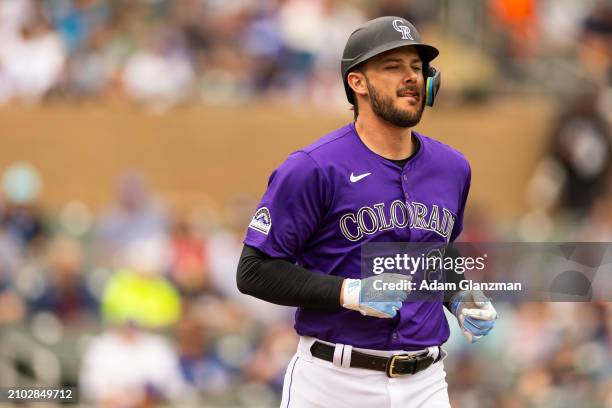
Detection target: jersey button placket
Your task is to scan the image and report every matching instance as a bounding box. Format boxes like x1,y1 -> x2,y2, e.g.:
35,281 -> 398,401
401,170 -> 412,240
402,171 -> 409,201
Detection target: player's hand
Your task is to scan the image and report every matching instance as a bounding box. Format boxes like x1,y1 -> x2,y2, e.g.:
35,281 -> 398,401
342,273 -> 412,319
449,290 -> 497,343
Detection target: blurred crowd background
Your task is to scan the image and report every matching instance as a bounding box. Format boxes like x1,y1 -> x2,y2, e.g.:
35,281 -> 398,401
0,0 -> 610,108
0,0 -> 611,407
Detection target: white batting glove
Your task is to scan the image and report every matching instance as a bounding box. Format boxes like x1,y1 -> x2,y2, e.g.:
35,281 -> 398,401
342,273 -> 412,318
449,290 -> 498,343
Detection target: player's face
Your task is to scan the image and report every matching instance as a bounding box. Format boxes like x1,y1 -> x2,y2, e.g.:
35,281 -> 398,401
363,47 -> 425,128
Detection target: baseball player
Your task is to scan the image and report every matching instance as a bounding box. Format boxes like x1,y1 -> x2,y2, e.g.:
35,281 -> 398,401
237,16 -> 497,407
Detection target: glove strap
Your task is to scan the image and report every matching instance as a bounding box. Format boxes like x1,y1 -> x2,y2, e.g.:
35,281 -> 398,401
449,290 -> 467,317
342,279 -> 361,312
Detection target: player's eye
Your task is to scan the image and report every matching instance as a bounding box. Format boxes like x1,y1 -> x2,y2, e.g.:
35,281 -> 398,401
412,66 -> 422,72
384,65 -> 399,70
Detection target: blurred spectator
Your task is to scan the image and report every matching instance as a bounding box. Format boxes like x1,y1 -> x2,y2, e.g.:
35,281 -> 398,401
192,293 -> 250,338
122,26 -> 195,111
0,0 -> 35,38
539,0 -> 592,53
489,0 -> 538,60
95,171 -> 169,264
1,162 -> 46,246
242,2 -> 285,95
80,324 -> 187,407
578,192 -> 612,240
176,301 -> 231,395
0,3 -> 66,104
101,238 -> 181,329
0,222 -> 24,280
31,236 -> 96,325
527,90 -> 611,219
0,283 -> 26,326
64,31 -> 112,98
1,203 -> 45,246
49,0 -> 111,55
579,0 -> 612,86
172,0 -> 213,55
169,215 -> 210,295
243,323 -> 297,393
309,0 -> 365,107
487,0 -> 539,83
276,0 -> 327,94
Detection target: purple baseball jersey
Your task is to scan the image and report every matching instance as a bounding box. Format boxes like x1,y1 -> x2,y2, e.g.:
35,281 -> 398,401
244,122 -> 470,351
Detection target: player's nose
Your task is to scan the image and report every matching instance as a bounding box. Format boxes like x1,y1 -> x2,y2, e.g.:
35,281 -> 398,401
403,68 -> 418,84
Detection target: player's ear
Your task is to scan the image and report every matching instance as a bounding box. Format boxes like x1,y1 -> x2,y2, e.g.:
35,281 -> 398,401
347,71 -> 368,99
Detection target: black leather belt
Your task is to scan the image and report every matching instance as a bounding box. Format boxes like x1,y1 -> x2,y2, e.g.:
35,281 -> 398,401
310,341 -> 441,378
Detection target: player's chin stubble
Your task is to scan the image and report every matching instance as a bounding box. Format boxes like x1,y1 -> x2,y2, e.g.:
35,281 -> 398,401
367,80 -> 424,128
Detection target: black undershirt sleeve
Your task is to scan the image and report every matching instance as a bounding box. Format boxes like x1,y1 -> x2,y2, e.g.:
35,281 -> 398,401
236,245 -> 345,309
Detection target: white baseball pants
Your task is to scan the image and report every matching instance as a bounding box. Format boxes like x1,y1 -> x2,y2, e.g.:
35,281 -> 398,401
280,337 -> 450,408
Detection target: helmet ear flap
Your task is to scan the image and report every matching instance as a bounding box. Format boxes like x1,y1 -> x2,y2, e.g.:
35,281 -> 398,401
425,66 -> 441,107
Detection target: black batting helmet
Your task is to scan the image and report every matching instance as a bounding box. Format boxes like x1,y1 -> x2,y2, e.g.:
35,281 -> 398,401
341,16 -> 441,106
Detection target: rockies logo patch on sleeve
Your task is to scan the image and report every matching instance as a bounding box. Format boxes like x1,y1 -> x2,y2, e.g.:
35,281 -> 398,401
249,207 -> 272,235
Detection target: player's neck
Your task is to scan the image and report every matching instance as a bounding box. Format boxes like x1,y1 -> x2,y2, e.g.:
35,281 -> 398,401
354,112 -> 415,160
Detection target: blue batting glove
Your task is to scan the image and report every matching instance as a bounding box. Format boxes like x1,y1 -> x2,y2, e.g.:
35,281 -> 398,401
342,273 -> 412,318
450,290 -> 498,343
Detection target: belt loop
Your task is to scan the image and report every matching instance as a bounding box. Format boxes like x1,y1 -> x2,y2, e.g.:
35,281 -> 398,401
298,336 -> 317,358
436,347 -> 447,362
333,344 -> 344,367
341,345 -> 352,368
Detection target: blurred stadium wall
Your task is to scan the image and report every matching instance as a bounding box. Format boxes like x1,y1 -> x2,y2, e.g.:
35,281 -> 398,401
0,99 -> 552,220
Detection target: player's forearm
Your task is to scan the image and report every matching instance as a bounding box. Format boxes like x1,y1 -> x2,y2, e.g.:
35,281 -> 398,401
237,245 -> 344,309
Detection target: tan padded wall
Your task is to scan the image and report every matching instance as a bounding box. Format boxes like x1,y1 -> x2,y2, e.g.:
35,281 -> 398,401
0,99 -> 551,219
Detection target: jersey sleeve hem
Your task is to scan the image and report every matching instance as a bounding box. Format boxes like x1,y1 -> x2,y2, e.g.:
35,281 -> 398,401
242,237 -> 296,261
